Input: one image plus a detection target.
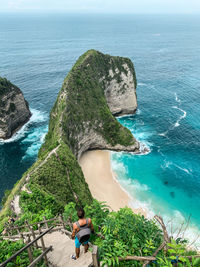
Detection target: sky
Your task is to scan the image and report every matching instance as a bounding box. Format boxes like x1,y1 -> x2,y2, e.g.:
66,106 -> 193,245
0,0 -> 200,14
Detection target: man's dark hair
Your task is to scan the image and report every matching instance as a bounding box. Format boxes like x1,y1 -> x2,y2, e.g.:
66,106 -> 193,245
77,208 -> 85,219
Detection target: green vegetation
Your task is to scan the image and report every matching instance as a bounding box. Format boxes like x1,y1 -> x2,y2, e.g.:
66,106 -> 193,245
9,103 -> 16,112
0,77 -> 20,97
63,200 -> 199,267
0,239 -> 45,267
1,189 -> 12,206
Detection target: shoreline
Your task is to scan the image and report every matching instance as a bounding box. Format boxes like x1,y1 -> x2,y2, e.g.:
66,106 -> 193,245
79,150 -> 146,216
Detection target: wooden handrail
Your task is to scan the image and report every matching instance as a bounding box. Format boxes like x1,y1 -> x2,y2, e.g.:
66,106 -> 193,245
0,226 -> 54,267
27,246 -> 52,267
5,217 -> 60,231
2,226 -> 64,239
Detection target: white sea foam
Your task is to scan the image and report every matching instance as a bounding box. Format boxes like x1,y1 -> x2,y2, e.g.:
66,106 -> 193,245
138,82 -> 148,86
131,129 -> 153,155
136,109 -> 141,115
159,106 -> 187,136
173,163 -> 191,175
161,161 -> 171,171
0,109 -> 48,144
175,92 -> 181,104
21,125 -> 48,160
161,160 -> 191,175
158,131 -> 168,137
172,106 -> 187,128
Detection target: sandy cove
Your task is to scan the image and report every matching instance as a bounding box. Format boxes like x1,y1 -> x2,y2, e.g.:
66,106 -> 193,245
79,150 -> 146,216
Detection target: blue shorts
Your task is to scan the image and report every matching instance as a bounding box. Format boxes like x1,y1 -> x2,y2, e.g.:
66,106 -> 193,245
75,236 -> 89,248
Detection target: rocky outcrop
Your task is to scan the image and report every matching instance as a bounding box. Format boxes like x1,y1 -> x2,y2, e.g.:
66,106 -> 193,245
0,77 -> 31,139
44,49 -> 139,160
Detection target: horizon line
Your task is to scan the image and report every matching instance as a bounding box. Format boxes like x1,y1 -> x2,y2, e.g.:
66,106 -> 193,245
0,10 -> 200,15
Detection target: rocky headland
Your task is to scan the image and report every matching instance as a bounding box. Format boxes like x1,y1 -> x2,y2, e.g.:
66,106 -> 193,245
1,50 -> 139,218
0,77 -> 31,140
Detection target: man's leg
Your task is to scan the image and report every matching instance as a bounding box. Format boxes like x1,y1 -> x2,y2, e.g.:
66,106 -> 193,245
84,243 -> 89,253
74,237 -> 81,259
76,247 -> 80,258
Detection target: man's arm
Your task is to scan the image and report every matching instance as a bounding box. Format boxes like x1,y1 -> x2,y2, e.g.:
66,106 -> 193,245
71,223 -> 77,239
88,218 -> 94,234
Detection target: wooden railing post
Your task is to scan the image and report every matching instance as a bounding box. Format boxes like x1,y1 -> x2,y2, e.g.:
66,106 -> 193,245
59,215 -> 65,230
16,225 -> 24,243
92,245 -> 99,267
43,216 -> 49,229
38,224 -> 48,266
30,226 -> 39,249
26,234 -> 34,265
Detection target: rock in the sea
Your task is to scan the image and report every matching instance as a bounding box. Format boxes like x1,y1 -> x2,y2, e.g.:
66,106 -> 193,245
0,77 -> 31,139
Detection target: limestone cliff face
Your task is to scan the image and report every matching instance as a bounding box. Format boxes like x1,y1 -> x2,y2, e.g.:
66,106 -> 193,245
104,63 -> 137,116
0,78 -> 31,139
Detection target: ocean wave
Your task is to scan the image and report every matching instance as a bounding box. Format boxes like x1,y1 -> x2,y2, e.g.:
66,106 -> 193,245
21,125 -> 48,161
138,82 -> 148,86
158,131 -> 168,137
161,160 -> 172,170
0,109 -> 48,144
172,106 -> 187,128
159,106 -> 187,136
173,163 -> 191,175
161,160 -> 191,175
174,92 -> 181,104
138,142 -> 151,155
136,109 -> 141,115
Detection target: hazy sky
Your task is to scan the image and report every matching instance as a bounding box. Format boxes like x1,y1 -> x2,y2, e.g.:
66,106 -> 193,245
1,0 -> 200,14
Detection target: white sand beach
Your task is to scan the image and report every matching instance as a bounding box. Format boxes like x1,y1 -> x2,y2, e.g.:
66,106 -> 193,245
79,150 -> 146,216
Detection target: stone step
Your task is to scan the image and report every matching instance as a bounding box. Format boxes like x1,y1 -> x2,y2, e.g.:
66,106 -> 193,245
42,231 -> 93,267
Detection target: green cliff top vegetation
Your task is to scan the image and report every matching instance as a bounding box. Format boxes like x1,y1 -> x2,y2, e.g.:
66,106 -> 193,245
0,77 -> 21,97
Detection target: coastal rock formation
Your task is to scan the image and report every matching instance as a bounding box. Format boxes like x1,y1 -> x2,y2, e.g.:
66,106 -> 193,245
105,63 -> 137,116
45,49 -> 139,160
0,77 -> 31,139
1,50 -> 139,216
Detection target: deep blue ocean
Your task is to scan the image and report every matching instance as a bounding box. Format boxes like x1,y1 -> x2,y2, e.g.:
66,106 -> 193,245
0,13 -> 200,245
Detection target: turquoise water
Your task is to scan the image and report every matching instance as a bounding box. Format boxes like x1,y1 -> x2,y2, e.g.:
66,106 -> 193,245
0,14 -> 200,242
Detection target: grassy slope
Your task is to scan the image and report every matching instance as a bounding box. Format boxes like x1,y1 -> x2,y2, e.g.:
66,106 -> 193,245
0,50 -> 137,223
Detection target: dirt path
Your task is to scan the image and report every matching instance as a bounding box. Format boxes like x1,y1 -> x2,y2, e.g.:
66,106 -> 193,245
12,145 -> 61,215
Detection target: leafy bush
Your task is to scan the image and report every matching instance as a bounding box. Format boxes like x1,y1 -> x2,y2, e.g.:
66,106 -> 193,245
63,200 -> 199,267
1,189 -> 12,206
0,239 -> 45,267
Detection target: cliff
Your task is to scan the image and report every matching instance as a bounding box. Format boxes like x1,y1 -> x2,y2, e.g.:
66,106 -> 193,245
40,49 -> 139,160
1,50 -> 139,218
0,77 -> 31,139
